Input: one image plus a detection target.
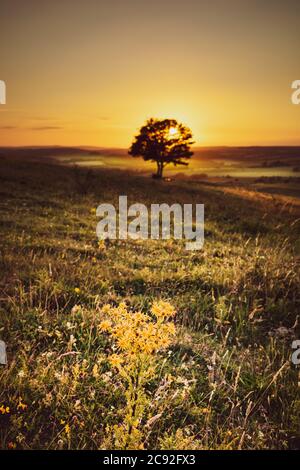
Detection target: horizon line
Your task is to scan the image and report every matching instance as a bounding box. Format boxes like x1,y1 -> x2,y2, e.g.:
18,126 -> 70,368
1,144 -> 300,150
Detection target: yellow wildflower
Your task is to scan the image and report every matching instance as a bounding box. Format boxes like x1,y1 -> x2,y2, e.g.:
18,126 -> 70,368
65,423 -> 71,439
98,240 -> 105,249
200,407 -> 211,414
99,320 -> 112,332
151,300 -> 176,319
102,304 -> 112,315
109,354 -> 124,368
0,405 -> 10,414
74,287 -> 81,294
17,399 -> 28,411
92,363 -> 99,378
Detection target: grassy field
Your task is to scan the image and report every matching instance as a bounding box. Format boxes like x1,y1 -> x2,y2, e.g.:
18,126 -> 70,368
0,153 -> 300,449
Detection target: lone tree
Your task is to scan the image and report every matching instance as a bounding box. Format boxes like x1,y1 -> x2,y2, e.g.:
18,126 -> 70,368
129,118 -> 194,179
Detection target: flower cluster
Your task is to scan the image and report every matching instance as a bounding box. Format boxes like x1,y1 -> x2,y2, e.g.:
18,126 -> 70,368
99,300 -> 176,449
99,301 -> 176,359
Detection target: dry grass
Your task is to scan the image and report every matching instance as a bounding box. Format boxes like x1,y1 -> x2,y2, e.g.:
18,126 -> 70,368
0,154 -> 299,449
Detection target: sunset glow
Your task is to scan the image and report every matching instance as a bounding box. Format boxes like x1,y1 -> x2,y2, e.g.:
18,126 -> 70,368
0,0 -> 300,147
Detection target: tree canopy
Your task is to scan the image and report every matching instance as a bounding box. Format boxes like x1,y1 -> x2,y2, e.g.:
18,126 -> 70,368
129,118 -> 194,178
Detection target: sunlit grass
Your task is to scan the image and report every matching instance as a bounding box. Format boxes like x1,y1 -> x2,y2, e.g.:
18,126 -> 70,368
0,154 -> 299,449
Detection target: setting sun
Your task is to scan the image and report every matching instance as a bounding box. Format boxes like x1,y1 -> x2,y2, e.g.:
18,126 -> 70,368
168,126 -> 178,137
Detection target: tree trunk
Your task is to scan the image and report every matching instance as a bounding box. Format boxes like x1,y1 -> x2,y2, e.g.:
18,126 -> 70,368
155,161 -> 163,179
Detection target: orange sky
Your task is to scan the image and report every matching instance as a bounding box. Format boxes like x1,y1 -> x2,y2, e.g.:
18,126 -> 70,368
0,0 -> 300,147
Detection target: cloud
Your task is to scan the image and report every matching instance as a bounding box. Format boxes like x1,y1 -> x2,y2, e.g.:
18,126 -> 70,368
29,126 -> 63,131
0,125 -> 63,131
